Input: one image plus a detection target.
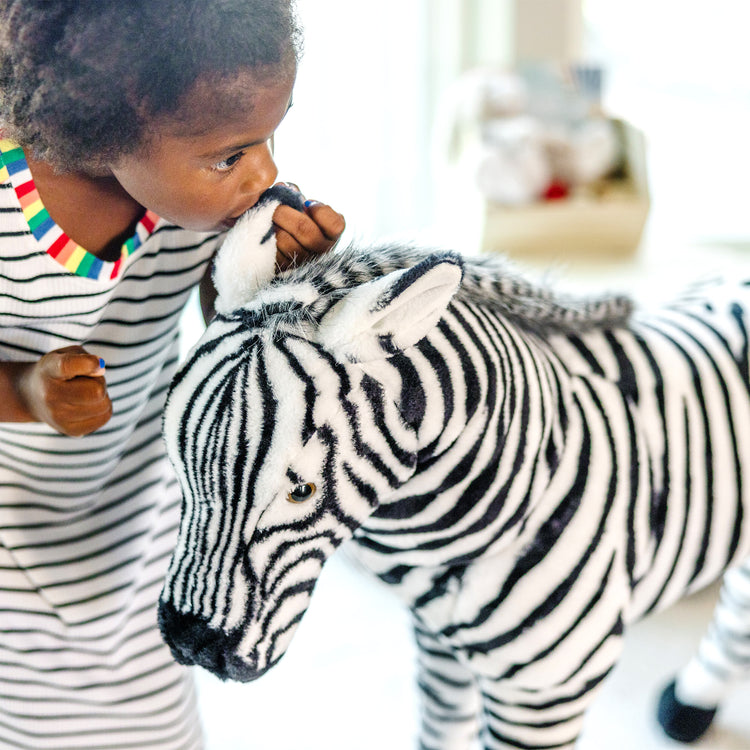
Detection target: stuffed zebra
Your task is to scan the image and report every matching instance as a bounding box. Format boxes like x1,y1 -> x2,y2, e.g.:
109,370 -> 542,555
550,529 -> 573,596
159,185 -> 750,749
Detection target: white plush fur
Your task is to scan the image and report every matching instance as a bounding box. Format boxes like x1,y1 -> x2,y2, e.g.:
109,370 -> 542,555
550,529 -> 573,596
317,259 -> 464,363
212,199 -> 280,315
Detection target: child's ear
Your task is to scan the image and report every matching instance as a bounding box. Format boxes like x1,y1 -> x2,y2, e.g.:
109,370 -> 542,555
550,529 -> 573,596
212,185 -> 306,315
316,253 -> 464,363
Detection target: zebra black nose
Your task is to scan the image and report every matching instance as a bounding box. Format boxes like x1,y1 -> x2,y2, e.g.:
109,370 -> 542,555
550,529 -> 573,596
158,599 -> 257,682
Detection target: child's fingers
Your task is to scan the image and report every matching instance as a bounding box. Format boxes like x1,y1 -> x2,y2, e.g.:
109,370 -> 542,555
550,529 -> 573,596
275,229 -> 325,271
274,202 -> 345,249
50,374 -> 110,407
271,194 -> 345,270
44,369 -> 112,436
303,201 -> 346,241
51,398 -> 113,437
48,346 -> 106,380
273,204 -> 331,254
273,230 -> 300,270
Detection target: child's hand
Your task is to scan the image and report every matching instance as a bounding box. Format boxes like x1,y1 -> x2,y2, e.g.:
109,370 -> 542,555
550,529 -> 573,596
16,346 -> 112,437
272,186 -> 345,271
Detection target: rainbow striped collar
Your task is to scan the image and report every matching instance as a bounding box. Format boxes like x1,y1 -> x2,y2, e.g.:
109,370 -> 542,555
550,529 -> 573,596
0,139 -> 160,281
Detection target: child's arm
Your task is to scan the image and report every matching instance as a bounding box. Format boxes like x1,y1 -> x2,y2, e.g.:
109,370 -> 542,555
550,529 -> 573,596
0,346 -> 112,436
199,196 -> 345,323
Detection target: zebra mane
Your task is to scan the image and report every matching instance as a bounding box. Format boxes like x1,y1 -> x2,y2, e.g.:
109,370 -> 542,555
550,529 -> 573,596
223,241 -> 633,339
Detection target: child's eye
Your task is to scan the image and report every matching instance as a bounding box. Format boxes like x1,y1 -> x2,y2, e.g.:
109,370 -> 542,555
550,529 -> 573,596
213,151 -> 245,172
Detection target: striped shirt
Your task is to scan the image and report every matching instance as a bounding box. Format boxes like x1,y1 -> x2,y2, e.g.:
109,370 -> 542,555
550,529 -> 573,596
0,143 -> 223,749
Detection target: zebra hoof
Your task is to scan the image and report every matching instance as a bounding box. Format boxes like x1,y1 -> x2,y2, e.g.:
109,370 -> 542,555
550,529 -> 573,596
657,680 -> 717,743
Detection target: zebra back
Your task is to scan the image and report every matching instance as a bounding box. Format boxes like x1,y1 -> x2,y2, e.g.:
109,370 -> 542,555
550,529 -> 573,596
228,240 -> 633,341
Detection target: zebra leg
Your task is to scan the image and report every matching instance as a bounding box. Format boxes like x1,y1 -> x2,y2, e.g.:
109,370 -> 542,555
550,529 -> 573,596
475,678 -> 593,750
658,559 -> 750,743
414,623 -> 482,750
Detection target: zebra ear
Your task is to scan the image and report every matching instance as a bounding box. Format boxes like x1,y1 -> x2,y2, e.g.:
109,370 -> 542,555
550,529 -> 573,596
212,200 -> 279,315
317,253 -> 464,362
213,186 -> 306,315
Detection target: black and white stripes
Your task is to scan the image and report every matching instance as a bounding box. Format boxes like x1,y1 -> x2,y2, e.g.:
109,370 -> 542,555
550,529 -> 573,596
159,187 -> 750,749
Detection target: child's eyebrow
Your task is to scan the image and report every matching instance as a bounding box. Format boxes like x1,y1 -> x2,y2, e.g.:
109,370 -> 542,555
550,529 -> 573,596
200,139 -> 265,161
198,99 -> 293,162
198,94 -> 294,160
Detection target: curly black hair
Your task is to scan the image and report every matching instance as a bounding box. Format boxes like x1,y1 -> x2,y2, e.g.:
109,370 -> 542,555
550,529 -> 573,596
0,0 -> 301,172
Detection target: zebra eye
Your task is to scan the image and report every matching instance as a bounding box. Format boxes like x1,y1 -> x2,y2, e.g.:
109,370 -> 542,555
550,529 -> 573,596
287,483 -> 316,503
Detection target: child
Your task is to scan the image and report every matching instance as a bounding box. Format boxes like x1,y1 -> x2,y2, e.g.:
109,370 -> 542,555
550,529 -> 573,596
0,1 -> 344,748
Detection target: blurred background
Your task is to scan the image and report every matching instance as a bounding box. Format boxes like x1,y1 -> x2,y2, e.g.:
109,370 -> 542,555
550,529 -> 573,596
183,1 -> 750,748
273,0 -> 750,253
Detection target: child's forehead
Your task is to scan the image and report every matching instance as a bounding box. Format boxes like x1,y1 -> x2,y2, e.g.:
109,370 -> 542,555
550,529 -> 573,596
159,65 -> 295,138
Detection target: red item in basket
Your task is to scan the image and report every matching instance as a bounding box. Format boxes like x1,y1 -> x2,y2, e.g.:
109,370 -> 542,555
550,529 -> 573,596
543,180 -> 569,201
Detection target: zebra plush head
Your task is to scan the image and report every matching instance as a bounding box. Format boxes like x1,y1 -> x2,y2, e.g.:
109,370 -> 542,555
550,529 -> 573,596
158,187 -> 463,681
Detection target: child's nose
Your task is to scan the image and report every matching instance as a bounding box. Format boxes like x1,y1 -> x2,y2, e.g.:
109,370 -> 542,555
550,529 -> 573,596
242,142 -> 278,197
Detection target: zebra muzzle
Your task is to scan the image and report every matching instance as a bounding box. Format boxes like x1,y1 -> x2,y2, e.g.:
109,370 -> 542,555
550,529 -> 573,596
158,599 -> 267,682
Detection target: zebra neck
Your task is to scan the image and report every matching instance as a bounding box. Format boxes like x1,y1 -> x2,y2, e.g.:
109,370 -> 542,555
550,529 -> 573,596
359,312 -> 570,561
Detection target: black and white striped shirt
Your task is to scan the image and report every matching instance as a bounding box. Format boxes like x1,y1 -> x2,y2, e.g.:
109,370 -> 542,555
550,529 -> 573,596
0,159 -> 222,750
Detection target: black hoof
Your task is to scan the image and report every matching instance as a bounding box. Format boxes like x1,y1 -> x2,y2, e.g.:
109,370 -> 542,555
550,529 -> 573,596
657,680 -> 717,743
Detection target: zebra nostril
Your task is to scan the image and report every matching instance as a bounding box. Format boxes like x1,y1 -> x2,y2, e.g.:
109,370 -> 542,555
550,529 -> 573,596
158,599 -> 272,683
158,599 -> 266,682
158,600 -> 232,675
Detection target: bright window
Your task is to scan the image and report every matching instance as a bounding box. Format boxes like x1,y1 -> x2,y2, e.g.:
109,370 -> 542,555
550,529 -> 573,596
583,0 -> 750,246
273,0 -> 433,240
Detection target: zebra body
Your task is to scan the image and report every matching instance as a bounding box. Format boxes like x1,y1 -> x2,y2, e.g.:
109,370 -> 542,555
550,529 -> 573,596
159,187 -> 750,749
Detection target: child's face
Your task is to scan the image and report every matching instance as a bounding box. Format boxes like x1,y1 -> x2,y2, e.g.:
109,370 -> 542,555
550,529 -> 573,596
110,69 -> 295,232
